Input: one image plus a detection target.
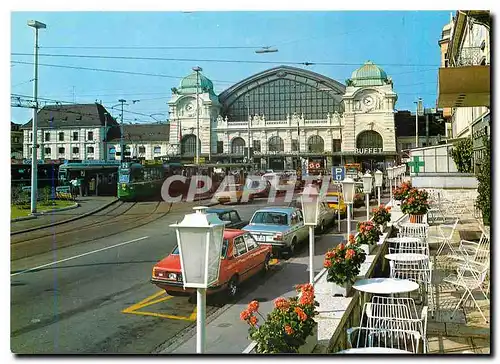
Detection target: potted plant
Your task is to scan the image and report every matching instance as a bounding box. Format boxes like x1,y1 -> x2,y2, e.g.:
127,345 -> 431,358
323,239 -> 366,297
372,204 -> 392,231
355,221 -> 383,254
241,284 -> 319,354
353,192 -> 365,208
393,181 -> 412,204
400,188 -> 430,223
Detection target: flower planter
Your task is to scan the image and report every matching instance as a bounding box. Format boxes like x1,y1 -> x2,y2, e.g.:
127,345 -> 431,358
360,243 -> 375,255
376,222 -> 387,233
409,214 -> 425,223
297,323 -> 318,354
329,280 -> 353,297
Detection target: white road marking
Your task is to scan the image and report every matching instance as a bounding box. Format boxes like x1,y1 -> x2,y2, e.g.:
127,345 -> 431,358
11,236 -> 149,277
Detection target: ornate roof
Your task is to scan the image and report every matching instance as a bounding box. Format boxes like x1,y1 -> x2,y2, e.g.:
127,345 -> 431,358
173,70 -> 216,96
347,61 -> 389,87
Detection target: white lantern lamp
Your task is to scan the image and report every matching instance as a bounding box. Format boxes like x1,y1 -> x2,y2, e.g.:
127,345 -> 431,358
299,184 -> 320,284
374,170 -> 383,206
362,172 -> 373,221
341,177 -> 356,238
170,206 -> 225,353
387,167 -> 394,203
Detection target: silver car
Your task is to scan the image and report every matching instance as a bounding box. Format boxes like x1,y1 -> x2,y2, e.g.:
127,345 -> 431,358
243,207 -> 309,255
288,199 -> 336,233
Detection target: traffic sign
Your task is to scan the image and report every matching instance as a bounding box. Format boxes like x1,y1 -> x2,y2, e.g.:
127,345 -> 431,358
331,166 -> 345,181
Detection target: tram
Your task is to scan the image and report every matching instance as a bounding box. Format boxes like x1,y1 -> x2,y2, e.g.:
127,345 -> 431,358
117,160 -> 170,201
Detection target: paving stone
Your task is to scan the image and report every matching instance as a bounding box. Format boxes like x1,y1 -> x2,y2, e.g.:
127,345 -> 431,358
427,335 -> 474,354
316,317 -> 341,344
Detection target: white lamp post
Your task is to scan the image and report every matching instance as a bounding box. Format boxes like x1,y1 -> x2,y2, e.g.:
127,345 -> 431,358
27,20 -> 46,214
387,167 -> 394,203
362,172 -> 373,221
341,177 -> 356,239
300,184 -> 320,284
400,164 -> 405,184
374,170 -> 383,207
170,206 -> 225,354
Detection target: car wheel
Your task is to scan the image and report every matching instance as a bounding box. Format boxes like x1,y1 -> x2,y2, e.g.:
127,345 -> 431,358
262,254 -> 271,274
289,238 -> 298,256
320,220 -> 325,233
227,275 -> 239,298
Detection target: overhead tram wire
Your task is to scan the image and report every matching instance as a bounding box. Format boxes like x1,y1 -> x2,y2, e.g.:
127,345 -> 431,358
39,45 -> 262,50
11,53 -> 440,68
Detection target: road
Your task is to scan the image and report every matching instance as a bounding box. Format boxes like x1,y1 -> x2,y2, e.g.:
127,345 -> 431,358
10,196 -> 384,354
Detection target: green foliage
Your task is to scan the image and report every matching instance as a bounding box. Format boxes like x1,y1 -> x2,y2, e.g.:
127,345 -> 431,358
451,138 -> 473,173
353,193 -> 365,208
356,221 -> 383,245
400,188 -> 430,215
241,284 -> 319,354
372,204 -> 392,225
476,137 -> 490,225
324,238 -> 366,285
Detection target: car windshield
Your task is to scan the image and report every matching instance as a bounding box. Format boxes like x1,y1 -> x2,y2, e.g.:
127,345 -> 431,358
251,212 -> 288,225
172,240 -> 229,258
326,195 -> 339,203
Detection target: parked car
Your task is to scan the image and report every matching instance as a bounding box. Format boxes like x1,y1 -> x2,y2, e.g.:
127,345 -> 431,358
325,191 -> 347,217
246,179 -> 271,198
243,207 -> 308,255
214,184 -> 250,204
206,208 -> 248,229
288,198 -> 336,233
151,229 -> 272,299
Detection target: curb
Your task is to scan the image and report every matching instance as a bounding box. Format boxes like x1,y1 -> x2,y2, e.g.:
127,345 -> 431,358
10,215 -> 38,222
10,203 -> 78,222
10,198 -> 119,235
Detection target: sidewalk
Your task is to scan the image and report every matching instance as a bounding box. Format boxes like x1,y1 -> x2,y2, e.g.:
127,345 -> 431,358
10,196 -> 117,233
160,199 -> 384,354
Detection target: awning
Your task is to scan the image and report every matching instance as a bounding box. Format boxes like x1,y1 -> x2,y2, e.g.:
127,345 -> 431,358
437,66 -> 490,108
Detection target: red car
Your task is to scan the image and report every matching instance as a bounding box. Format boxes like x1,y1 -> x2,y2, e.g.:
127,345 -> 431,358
151,229 -> 272,299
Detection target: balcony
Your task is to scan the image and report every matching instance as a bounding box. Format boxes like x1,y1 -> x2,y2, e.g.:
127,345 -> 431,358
437,65 -> 490,108
456,47 -> 485,67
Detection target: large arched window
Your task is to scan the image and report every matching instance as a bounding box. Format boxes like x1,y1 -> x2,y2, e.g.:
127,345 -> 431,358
219,66 -> 345,121
356,130 -> 383,149
231,137 -> 245,155
307,135 -> 324,153
268,136 -> 284,152
181,135 -> 200,156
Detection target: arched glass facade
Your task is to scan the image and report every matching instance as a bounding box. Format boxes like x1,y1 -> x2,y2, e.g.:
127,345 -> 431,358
231,137 -> 245,154
307,135 -> 324,153
268,136 -> 284,152
181,135 -> 200,156
356,131 -> 383,149
219,67 -> 345,122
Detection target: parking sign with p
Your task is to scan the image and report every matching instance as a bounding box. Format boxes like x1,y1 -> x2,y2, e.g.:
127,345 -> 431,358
332,166 -> 345,181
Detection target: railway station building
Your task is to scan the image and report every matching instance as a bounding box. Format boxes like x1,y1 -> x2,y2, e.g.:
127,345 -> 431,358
167,61 -> 400,173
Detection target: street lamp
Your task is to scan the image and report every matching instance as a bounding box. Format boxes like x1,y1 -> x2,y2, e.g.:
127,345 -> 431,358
170,206 -> 225,354
400,164 -> 405,184
341,177 -> 356,239
300,184 -> 319,284
387,167 -> 394,203
374,170 -> 383,207
362,172 -> 373,221
27,19 -> 46,214
193,66 -> 202,167
117,99 -> 127,162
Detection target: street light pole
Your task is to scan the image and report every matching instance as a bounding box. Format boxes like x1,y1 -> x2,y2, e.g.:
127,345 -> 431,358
193,66 -> 202,167
118,99 -> 126,162
415,98 -> 422,148
28,20 -> 46,214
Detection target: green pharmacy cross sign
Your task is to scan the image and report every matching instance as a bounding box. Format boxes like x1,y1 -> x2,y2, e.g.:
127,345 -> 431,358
407,156 -> 425,175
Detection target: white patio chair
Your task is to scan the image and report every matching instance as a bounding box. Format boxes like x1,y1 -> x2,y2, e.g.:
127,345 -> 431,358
346,327 -> 421,353
362,296 -> 429,353
398,223 -> 429,244
443,262 -> 490,323
428,218 -> 459,256
389,238 -> 429,256
438,232 -> 490,272
390,259 -> 434,314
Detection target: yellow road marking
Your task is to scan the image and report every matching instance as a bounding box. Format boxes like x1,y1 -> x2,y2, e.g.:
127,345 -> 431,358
122,290 -> 196,321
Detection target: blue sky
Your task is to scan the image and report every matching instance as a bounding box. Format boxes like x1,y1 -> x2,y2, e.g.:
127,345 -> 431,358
10,11 -> 452,124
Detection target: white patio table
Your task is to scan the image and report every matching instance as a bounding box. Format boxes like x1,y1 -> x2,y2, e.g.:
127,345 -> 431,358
337,347 -> 413,354
353,278 -> 420,319
385,253 -> 428,262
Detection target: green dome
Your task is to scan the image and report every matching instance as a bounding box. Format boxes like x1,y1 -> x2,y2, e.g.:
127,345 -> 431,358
176,71 -> 215,95
348,61 -> 388,87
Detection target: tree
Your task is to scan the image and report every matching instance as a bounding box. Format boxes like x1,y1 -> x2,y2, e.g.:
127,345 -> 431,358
475,137 -> 490,225
450,138 -> 473,173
